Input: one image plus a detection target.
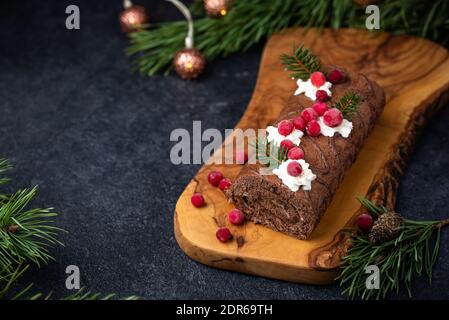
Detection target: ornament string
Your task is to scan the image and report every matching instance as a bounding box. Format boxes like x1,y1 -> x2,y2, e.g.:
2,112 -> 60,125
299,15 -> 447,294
165,0 -> 194,49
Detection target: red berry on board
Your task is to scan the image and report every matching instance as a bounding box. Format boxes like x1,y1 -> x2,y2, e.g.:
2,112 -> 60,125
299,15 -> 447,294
287,147 -> 304,160
216,227 -> 233,243
228,209 -> 245,225
287,161 -> 303,177
234,149 -> 248,164
323,108 -> 343,127
191,193 -> 205,208
292,116 -> 306,131
277,119 -> 294,136
356,213 -> 374,231
312,102 -> 329,116
328,69 -> 345,84
207,170 -> 223,187
315,90 -> 329,102
219,178 -> 232,191
310,71 -> 326,87
280,139 -> 295,152
300,107 -> 318,123
306,120 -> 321,137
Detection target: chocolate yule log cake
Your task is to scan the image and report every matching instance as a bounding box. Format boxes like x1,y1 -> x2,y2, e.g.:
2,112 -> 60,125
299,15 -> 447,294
226,58 -> 386,240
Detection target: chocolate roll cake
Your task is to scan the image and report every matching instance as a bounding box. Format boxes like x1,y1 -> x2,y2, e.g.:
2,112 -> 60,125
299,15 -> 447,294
226,66 -> 385,240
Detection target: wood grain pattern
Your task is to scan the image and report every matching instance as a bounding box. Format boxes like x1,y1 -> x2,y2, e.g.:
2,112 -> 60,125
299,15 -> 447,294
174,28 -> 449,284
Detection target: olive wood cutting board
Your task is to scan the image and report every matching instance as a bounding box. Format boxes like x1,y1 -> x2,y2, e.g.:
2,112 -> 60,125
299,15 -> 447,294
174,28 -> 449,284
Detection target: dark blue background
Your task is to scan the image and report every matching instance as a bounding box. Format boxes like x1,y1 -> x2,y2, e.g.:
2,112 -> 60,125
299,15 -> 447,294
1,0 -> 448,299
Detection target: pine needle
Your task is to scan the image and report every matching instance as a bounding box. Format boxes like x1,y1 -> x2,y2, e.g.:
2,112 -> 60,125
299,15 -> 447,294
333,91 -> 362,119
280,43 -> 322,80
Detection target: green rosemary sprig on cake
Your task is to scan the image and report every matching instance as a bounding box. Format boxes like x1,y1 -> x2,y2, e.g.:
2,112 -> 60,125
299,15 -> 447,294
333,91 -> 362,119
251,137 -> 288,171
280,43 -> 322,80
338,197 -> 449,300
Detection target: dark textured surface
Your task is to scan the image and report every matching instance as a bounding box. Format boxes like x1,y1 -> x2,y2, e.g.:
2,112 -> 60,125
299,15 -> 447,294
0,0 -> 448,299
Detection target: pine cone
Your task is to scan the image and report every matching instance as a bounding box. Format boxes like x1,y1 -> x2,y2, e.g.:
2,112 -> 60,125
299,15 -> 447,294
368,212 -> 403,245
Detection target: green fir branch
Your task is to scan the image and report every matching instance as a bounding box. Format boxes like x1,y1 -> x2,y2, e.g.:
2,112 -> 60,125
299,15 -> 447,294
338,198 -> 449,299
280,43 -> 322,80
127,0 -> 449,76
251,137 -> 288,171
0,186 -> 64,272
333,91 -> 362,119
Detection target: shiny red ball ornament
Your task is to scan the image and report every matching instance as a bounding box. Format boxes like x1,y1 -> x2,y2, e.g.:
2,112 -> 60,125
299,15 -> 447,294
173,48 -> 206,80
204,0 -> 231,18
119,4 -> 149,33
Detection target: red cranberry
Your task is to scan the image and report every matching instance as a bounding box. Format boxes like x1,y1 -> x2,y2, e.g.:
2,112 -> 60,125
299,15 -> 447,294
191,193 -> 205,208
356,213 -> 373,231
306,120 -> 321,137
292,116 -> 306,131
216,227 -> 232,243
315,90 -> 329,102
277,119 -> 294,136
310,71 -> 326,87
287,147 -> 304,160
219,178 -> 232,191
323,108 -> 343,127
228,209 -> 245,225
328,69 -> 345,84
287,161 -> 303,177
300,107 -> 318,123
207,171 -> 223,187
312,102 -> 328,116
234,149 -> 248,164
280,139 -> 295,153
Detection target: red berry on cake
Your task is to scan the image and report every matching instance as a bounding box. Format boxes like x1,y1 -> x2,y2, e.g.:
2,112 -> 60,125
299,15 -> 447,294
292,116 -> 306,131
356,213 -> 373,231
228,209 -> 245,225
277,119 -> 294,136
280,139 -> 295,152
306,120 -> 321,137
323,108 -> 343,127
287,161 -> 303,177
315,90 -> 329,102
300,107 -> 318,123
216,227 -> 233,243
207,170 -> 223,187
327,69 -> 345,84
310,71 -> 326,87
312,102 -> 328,116
219,178 -> 232,191
234,149 -> 248,164
191,193 -> 205,208
287,147 -> 304,160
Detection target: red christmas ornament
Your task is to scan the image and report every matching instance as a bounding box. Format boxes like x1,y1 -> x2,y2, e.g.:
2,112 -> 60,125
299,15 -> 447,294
119,0 -> 149,33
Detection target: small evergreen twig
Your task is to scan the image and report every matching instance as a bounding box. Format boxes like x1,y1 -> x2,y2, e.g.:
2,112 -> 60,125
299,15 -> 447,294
250,137 -> 288,171
280,43 -> 322,80
333,91 -> 362,119
338,198 -> 449,299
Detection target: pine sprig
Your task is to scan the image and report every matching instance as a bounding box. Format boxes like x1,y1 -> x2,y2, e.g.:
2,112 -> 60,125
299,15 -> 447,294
0,186 -> 64,272
127,0 -> 449,76
280,43 -> 322,80
338,198 -> 449,299
333,91 -> 362,119
251,137 -> 288,171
